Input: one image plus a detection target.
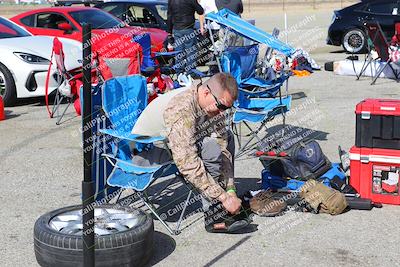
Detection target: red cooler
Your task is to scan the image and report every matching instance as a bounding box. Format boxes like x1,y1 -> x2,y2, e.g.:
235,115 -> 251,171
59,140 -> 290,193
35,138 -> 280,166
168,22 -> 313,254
351,99 -> 400,205
350,146 -> 400,205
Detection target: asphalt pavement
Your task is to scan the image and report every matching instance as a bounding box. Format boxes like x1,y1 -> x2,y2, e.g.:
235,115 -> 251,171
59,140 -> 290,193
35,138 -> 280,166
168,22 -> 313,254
1,6 -> 399,267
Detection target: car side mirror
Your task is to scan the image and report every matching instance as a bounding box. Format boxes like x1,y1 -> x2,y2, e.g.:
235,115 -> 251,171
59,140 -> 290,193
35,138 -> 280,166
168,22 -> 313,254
58,22 -> 73,33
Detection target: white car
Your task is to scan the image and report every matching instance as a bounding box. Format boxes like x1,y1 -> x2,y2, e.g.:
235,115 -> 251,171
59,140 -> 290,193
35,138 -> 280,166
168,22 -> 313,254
0,17 -> 82,106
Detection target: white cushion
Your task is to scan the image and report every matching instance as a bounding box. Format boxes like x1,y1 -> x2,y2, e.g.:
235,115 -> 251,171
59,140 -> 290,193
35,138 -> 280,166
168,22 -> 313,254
131,87 -> 188,137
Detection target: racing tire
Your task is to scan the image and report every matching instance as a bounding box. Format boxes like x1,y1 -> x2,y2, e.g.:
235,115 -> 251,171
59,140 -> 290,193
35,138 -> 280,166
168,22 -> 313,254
34,204 -> 154,267
0,62 -> 17,107
342,28 -> 367,54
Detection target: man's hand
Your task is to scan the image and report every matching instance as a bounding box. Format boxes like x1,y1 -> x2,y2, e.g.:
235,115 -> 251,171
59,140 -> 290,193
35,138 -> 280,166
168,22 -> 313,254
200,27 -> 205,35
219,193 -> 242,214
227,191 -> 237,197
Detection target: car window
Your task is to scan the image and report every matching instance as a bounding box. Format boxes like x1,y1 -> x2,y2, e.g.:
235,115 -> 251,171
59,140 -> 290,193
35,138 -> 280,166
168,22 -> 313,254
20,14 -> 35,27
36,13 -> 70,29
100,3 -> 125,20
0,17 -> 31,38
69,9 -> 123,29
127,5 -> 158,25
155,4 -> 168,21
366,2 -> 399,15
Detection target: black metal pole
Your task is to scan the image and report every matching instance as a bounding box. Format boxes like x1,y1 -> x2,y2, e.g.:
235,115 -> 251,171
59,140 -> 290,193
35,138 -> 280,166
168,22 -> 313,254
82,23 -> 95,267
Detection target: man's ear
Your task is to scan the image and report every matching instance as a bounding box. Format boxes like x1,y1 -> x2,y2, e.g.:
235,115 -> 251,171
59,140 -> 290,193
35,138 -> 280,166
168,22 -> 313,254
202,85 -> 210,96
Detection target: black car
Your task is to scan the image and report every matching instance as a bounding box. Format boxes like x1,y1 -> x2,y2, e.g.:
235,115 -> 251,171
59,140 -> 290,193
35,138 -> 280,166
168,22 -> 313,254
94,0 -> 168,31
327,0 -> 400,53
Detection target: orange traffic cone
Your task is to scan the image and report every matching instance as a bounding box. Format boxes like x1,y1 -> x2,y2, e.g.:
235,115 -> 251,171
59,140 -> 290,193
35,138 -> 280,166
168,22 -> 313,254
0,96 -> 5,121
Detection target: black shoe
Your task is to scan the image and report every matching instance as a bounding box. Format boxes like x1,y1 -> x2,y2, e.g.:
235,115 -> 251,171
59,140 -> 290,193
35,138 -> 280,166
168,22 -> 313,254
204,203 -> 252,234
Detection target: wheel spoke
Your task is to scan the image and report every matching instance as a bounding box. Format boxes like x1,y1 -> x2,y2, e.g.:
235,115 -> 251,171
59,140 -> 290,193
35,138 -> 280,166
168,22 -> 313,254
59,222 -> 83,234
104,222 -> 128,232
94,227 -> 111,235
0,71 -> 6,97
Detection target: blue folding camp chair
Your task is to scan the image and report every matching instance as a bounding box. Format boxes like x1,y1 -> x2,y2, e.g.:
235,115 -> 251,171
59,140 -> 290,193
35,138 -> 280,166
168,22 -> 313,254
219,45 -> 291,158
221,44 -> 289,97
205,9 -> 294,159
99,75 -> 195,235
80,84 -> 115,201
232,93 -> 292,158
134,33 -> 181,77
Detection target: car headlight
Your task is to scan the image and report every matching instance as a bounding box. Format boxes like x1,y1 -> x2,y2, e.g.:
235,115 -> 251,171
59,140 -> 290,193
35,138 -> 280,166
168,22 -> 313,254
14,52 -> 50,64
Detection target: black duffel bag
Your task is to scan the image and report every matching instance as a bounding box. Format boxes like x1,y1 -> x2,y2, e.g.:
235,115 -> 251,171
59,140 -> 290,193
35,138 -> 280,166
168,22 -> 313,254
261,139 -> 332,181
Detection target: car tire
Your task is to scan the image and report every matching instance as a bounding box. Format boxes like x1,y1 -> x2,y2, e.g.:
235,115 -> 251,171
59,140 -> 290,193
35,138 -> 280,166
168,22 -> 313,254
0,62 -> 17,107
34,204 -> 154,267
342,28 -> 367,54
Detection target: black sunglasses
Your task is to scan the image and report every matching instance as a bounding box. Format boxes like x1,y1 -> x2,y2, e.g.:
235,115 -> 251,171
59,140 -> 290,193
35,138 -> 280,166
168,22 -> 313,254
206,84 -> 231,111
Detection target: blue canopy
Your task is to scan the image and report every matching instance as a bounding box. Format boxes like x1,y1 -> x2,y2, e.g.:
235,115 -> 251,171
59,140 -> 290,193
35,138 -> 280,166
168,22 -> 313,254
206,9 -> 294,56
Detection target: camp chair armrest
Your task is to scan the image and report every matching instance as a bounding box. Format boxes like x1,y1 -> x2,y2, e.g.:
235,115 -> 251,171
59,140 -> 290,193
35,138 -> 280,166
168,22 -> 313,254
130,135 -> 166,143
99,128 -> 165,143
102,153 -> 174,171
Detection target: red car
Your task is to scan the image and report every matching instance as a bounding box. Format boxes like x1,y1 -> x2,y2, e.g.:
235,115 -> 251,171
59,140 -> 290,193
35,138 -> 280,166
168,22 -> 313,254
10,7 -> 167,52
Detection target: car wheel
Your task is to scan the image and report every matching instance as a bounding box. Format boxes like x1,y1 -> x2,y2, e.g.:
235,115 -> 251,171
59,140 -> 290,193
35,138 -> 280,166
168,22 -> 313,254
342,29 -> 367,54
34,204 -> 154,267
0,62 -> 17,107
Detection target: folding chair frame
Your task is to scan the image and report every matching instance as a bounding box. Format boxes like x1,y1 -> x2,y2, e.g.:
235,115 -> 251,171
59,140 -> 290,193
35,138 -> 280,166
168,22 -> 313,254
232,100 -> 288,159
212,38 -> 290,158
356,22 -> 400,84
50,72 -> 77,125
98,97 -> 200,236
102,150 -> 197,235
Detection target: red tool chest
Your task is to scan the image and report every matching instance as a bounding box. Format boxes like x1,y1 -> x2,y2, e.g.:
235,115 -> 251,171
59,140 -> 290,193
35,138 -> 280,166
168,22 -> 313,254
350,146 -> 400,205
351,99 -> 400,205
355,99 -> 400,150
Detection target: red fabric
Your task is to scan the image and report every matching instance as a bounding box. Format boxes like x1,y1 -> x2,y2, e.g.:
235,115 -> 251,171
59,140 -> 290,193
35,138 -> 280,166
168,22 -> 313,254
71,79 -> 83,115
45,37 -> 85,117
93,41 -> 142,81
391,23 -> 400,45
0,24 -> 17,36
389,46 -> 400,63
146,69 -> 167,93
148,93 -> 158,103
53,37 -> 65,73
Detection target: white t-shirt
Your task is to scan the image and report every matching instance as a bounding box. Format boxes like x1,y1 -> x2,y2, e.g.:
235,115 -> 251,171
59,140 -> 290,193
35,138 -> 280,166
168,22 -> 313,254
200,0 -> 220,30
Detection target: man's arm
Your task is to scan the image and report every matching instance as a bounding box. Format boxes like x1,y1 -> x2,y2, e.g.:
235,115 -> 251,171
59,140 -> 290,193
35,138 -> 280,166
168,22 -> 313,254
199,13 -> 205,35
165,108 -> 226,201
193,0 -> 204,15
238,0 -> 243,14
167,0 -> 173,34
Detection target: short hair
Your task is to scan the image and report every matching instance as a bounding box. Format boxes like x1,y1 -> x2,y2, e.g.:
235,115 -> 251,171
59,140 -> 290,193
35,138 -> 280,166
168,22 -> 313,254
209,73 -> 238,100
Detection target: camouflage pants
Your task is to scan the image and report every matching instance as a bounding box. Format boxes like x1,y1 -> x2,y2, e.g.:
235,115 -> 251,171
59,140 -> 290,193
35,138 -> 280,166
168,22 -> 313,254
131,132 -> 235,177
200,131 -> 235,212
131,131 -> 235,212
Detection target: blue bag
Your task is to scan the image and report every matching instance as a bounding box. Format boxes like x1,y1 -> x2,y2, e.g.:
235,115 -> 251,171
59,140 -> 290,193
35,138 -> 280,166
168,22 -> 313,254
262,163 -> 346,190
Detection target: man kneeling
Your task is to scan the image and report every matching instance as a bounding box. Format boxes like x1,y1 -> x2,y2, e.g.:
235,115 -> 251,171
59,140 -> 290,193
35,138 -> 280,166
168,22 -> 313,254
132,73 -> 251,233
